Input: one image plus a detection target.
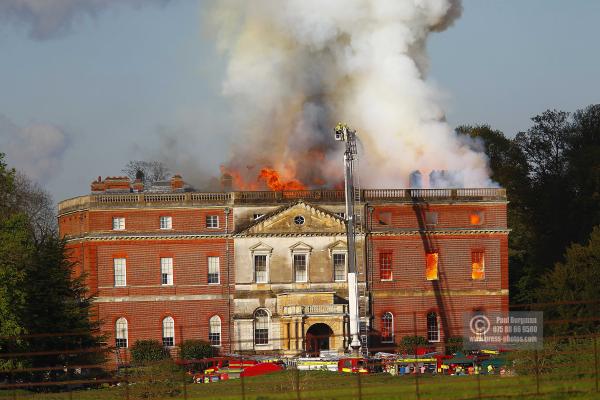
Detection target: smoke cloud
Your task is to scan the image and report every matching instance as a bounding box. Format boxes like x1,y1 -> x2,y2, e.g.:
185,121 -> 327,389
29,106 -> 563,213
0,114 -> 70,182
211,0 -> 494,188
0,0 -> 170,40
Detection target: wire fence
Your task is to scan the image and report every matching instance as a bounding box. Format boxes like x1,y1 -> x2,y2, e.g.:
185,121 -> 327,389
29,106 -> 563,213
0,299 -> 598,400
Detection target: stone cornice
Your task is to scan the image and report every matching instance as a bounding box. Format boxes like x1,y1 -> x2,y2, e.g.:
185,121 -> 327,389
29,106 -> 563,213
369,229 -> 510,236
65,233 -> 230,243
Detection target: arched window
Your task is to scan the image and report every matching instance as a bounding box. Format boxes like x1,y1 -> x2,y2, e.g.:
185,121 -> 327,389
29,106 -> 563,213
427,312 -> 439,342
381,312 -> 394,343
115,318 -> 128,348
162,316 -> 175,347
209,315 -> 221,346
254,309 -> 270,345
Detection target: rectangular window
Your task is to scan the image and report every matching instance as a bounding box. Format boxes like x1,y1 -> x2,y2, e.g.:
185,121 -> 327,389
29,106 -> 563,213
336,212 -> 346,219
378,211 -> 392,225
379,252 -> 393,281
208,256 -> 220,284
254,255 -> 268,283
425,211 -> 438,226
114,258 -> 126,287
206,215 -> 219,228
426,252 -> 439,280
472,251 -> 485,280
469,211 -> 484,225
112,217 -> 125,231
333,253 -> 346,281
160,216 -> 172,230
161,257 -> 173,286
294,254 -> 307,282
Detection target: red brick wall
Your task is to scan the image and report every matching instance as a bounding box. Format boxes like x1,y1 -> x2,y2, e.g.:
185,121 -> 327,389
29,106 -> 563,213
86,208 -> 233,234
369,204 -> 507,231
369,234 -> 506,290
95,239 -> 231,296
371,295 -> 507,347
100,299 -> 230,355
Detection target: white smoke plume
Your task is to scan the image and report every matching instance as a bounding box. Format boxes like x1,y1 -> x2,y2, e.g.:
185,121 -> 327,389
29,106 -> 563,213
0,114 -> 70,182
0,0 -> 170,40
211,0 -> 494,188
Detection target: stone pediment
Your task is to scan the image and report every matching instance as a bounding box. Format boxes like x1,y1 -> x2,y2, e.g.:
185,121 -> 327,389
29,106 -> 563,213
249,242 -> 273,254
240,200 -> 345,236
327,240 -> 347,255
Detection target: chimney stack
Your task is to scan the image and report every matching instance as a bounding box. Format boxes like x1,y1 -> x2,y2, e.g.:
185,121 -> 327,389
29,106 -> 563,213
170,175 -> 184,191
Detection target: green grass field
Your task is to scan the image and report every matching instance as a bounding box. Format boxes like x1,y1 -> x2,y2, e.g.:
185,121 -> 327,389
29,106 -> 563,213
2,370 -> 598,400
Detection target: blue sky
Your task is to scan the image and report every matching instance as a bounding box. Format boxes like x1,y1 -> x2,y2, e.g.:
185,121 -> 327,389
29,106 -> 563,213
0,0 -> 598,201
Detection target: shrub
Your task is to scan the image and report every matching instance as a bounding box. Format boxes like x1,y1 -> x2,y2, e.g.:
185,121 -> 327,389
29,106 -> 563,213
179,339 -> 215,360
398,336 -> 429,353
445,336 -> 464,355
125,359 -> 182,399
130,340 -> 169,366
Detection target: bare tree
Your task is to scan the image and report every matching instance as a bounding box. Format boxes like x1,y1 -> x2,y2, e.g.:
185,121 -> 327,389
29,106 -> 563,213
122,161 -> 170,186
13,172 -> 56,240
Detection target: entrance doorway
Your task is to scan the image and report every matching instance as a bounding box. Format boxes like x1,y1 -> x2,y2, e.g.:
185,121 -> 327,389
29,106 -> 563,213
305,323 -> 333,356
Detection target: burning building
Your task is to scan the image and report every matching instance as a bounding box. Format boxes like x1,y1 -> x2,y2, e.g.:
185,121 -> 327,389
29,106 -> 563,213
58,174 -> 508,362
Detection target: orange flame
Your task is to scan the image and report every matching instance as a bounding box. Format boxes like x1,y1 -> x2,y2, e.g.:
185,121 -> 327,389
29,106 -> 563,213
258,167 -> 307,191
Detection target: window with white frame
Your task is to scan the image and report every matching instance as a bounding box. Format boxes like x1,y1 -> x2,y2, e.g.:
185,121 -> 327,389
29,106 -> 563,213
162,316 -> 175,347
209,315 -> 221,346
381,312 -> 394,343
293,253 -> 308,282
254,254 -> 268,283
254,309 -> 269,345
112,217 -> 125,231
115,318 -> 128,348
333,252 -> 346,281
160,216 -> 172,230
427,312 -> 440,342
161,257 -> 173,286
206,215 -> 219,228
208,256 -> 220,284
114,258 -> 126,287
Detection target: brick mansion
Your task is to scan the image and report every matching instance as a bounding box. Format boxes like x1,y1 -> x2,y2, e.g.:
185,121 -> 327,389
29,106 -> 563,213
58,175 -> 509,360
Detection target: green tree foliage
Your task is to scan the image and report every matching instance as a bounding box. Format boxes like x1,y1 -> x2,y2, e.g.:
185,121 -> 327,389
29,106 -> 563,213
0,213 -> 32,369
456,125 -> 532,296
0,153 -> 105,378
130,340 -> 170,366
179,339 -> 216,360
458,104 -> 600,305
23,236 -> 106,381
537,226 -> 600,335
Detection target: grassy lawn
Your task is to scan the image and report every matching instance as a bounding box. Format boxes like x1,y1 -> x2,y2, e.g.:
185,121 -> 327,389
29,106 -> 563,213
1,370 -> 598,400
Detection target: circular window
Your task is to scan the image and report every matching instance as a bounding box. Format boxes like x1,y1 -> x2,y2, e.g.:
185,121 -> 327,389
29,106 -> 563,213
293,215 -> 305,225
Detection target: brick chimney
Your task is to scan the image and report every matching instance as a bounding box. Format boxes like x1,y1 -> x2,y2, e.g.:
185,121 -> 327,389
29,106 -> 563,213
104,176 -> 131,192
132,178 -> 144,193
91,176 -> 105,193
170,175 -> 184,191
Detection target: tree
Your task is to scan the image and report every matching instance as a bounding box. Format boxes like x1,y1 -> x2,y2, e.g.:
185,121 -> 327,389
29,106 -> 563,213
0,153 -> 105,378
22,236 -> 106,381
456,125 -> 534,300
0,213 -> 31,369
536,226 -> 600,335
122,160 -> 170,186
